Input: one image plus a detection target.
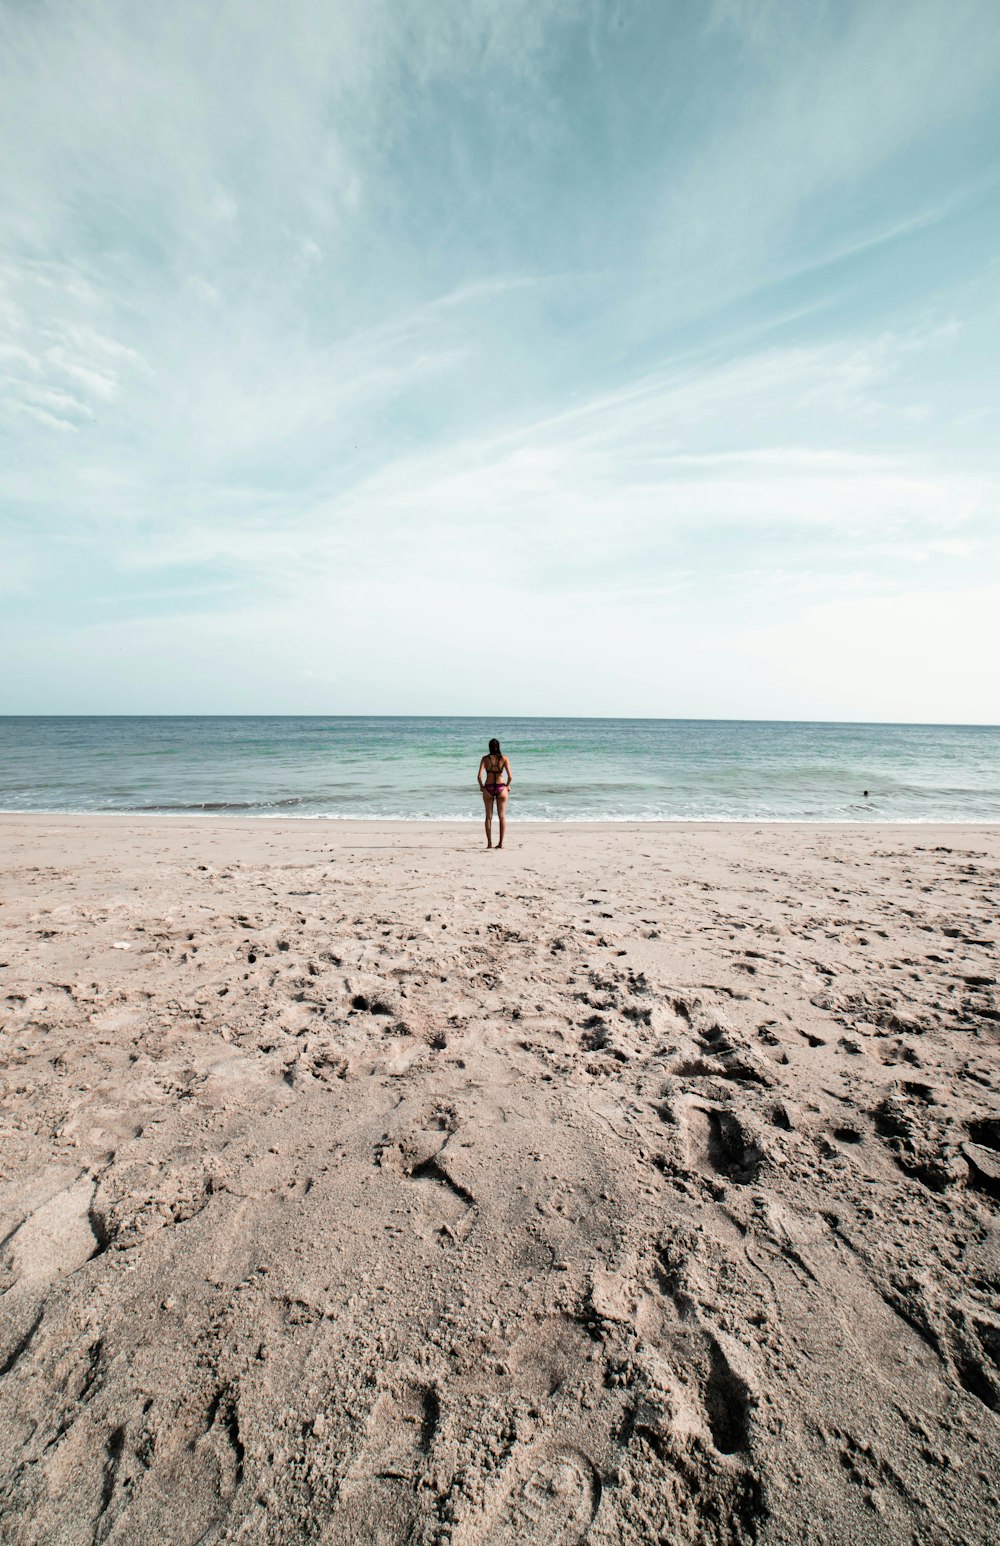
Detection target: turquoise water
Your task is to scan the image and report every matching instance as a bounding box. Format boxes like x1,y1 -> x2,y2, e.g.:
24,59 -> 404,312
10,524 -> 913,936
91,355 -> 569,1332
1,716 -> 999,822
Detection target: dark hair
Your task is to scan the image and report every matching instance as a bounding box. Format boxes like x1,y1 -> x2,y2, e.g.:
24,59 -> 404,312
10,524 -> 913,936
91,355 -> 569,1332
489,738 -> 501,756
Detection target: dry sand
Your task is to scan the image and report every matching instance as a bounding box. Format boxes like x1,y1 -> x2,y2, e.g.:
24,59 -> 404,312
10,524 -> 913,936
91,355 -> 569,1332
1,815 -> 999,1545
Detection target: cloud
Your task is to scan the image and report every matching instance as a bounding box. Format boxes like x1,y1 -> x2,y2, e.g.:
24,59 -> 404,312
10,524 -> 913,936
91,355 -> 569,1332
652,0 -> 1000,312
0,258 -> 149,433
0,0 -> 997,716
258,326 -> 992,561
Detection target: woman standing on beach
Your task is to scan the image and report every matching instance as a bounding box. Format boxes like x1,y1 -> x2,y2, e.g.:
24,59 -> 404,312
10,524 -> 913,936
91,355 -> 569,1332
478,738 -> 512,850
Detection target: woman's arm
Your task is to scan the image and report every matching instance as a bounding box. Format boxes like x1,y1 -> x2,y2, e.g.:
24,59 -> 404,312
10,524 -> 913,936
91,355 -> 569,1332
477,756 -> 487,790
503,756 -> 512,788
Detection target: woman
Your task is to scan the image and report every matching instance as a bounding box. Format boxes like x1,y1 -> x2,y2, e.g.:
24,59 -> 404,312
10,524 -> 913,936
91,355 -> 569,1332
477,737 -> 512,850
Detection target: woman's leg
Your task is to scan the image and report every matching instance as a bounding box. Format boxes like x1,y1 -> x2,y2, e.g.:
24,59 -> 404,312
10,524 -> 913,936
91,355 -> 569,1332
496,788 -> 508,848
483,792 -> 495,848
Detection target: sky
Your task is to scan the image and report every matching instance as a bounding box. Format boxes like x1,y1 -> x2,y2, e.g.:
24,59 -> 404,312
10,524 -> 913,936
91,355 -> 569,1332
1,0 -> 999,720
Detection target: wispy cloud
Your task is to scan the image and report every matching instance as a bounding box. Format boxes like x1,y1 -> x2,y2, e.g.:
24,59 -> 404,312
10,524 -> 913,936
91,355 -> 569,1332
91,327 -> 996,619
1,0 -> 998,716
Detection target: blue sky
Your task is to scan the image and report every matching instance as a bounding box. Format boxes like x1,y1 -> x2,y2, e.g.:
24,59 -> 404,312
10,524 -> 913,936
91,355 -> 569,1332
1,0 -> 998,719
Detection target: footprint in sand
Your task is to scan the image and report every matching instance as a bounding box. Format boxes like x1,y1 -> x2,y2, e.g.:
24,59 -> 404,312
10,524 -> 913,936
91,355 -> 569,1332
323,1380 -> 440,1546
2,1172 -> 99,1290
375,1106 -> 477,1239
455,1444 -> 601,1546
681,1101 -> 730,1180
447,1310 -> 610,1545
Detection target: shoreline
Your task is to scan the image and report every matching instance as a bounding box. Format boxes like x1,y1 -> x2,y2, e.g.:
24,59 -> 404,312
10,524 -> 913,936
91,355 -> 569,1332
3,811 -> 1000,831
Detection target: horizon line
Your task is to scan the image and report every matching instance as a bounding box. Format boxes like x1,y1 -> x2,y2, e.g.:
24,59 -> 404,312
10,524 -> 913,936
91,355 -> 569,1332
2,713 -> 998,730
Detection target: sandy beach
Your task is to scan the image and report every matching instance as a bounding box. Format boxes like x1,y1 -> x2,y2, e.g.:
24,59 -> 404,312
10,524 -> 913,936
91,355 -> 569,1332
1,815 -> 998,1545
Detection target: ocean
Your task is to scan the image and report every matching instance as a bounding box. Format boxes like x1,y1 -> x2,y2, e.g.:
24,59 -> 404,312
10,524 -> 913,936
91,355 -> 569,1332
1,716 -> 999,823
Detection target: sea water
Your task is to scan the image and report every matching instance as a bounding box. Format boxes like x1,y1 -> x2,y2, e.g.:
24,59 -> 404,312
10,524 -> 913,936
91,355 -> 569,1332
2,717 -> 999,823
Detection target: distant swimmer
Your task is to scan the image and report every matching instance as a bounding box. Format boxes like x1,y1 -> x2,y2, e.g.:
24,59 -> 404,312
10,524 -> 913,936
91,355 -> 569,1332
863,789 -> 870,799
478,737 -> 512,850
